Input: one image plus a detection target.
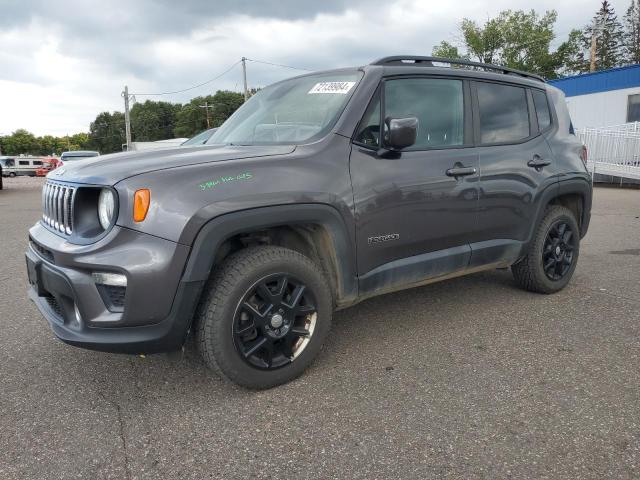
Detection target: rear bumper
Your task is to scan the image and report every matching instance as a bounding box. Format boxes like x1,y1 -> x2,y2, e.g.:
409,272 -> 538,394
26,223 -> 203,354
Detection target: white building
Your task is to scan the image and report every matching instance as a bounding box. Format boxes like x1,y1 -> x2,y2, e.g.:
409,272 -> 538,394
549,65 -> 640,129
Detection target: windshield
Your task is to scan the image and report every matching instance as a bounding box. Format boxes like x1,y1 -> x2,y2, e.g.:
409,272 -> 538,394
206,70 -> 363,146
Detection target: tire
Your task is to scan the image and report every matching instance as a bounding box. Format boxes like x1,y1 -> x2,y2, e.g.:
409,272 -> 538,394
9,172 -> 16,177
512,205 -> 580,294
195,245 -> 333,389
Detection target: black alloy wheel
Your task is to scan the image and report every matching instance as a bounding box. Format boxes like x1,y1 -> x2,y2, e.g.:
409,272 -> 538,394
542,220 -> 576,281
196,245 -> 332,388
233,274 -> 318,369
511,205 -> 581,294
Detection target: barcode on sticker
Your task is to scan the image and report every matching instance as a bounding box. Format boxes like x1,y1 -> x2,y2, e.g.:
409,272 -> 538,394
308,82 -> 356,94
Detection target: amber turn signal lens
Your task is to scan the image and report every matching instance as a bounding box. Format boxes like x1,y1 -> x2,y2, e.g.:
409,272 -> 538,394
133,189 -> 150,222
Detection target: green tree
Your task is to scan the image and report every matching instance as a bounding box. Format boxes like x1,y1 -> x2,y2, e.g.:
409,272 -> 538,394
459,10 -> 561,78
1,129 -> 39,155
624,0 -> 640,64
583,0 -> 625,71
554,29 -> 588,76
431,41 -> 466,59
130,100 -> 181,142
174,90 -> 245,138
37,135 -> 59,155
88,111 -> 126,154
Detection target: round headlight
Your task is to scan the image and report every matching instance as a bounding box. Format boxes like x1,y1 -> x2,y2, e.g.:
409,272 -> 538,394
98,188 -> 116,230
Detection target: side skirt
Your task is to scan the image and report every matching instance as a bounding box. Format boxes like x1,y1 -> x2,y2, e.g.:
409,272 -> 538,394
349,239 -> 523,307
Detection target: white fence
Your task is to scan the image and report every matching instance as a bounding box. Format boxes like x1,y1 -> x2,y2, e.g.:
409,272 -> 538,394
577,123 -> 640,181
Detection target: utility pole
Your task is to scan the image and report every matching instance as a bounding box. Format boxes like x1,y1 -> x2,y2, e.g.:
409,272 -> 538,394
199,102 -> 213,128
122,85 -> 132,151
241,57 -> 249,102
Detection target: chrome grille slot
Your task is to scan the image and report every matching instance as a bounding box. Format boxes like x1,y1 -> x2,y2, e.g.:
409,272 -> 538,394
42,181 -> 76,235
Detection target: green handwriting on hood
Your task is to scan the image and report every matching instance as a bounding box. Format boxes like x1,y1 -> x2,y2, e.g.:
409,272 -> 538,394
199,172 -> 253,191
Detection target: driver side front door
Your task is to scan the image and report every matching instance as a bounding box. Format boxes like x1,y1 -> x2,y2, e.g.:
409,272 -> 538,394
349,76 -> 480,296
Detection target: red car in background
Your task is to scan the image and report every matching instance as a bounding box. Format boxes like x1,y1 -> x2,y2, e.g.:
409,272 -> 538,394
35,157 -> 62,177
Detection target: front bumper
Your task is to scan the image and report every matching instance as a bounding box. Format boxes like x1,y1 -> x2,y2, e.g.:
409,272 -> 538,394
26,223 -> 203,353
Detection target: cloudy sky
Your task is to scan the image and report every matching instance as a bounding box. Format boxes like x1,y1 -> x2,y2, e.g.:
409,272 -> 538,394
0,0 -> 629,136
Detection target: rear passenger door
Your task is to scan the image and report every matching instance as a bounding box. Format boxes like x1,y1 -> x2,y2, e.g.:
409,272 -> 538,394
474,81 -> 559,251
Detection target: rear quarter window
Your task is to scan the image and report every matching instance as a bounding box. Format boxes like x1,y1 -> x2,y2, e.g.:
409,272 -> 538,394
532,90 -> 551,131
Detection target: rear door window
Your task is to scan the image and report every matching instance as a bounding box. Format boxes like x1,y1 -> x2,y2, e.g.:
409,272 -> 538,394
476,82 -> 530,144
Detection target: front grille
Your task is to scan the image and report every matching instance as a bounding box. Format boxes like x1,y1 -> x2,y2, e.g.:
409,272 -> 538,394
42,181 -> 76,235
45,296 -> 63,319
29,238 -> 54,263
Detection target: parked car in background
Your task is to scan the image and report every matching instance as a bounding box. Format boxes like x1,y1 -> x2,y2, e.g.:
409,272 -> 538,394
0,156 -> 43,176
0,157 -> 14,177
36,157 -> 62,177
181,128 -> 218,146
127,139 -> 188,152
59,151 -> 100,166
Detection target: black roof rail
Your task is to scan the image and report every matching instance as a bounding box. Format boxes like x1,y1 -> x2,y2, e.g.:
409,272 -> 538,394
370,56 -> 545,82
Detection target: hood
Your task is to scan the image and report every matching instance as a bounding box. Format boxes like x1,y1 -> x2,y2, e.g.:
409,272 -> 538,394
49,144 -> 296,186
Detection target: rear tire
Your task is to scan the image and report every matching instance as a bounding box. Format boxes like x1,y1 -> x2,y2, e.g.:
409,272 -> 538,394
195,245 -> 332,389
512,205 -> 580,294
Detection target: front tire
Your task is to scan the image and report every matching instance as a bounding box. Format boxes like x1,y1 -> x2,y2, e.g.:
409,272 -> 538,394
512,205 -> 580,294
195,246 -> 332,389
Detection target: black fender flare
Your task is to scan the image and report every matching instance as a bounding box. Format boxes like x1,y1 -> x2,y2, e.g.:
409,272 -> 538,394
180,203 -> 358,305
557,176 -> 592,237
525,175 -> 592,245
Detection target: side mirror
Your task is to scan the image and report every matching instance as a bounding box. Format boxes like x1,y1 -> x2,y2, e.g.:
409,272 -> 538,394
385,116 -> 418,150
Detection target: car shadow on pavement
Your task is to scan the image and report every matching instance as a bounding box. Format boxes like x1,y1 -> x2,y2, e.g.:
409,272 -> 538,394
58,267 -> 531,398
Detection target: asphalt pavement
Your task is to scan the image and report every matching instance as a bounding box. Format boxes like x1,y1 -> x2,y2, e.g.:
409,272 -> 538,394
1,177 -> 639,479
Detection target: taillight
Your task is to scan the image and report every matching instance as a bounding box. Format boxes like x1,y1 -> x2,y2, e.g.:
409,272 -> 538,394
580,145 -> 588,165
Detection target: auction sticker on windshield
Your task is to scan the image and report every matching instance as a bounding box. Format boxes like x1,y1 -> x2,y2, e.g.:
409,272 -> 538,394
308,82 -> 356,94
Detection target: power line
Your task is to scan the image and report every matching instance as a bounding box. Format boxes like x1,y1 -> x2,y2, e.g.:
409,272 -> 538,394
130,60 -> 242,96
244,57 -> 313,72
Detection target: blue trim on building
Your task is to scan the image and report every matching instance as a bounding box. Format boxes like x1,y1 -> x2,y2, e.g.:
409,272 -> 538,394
549,64 -> 640,97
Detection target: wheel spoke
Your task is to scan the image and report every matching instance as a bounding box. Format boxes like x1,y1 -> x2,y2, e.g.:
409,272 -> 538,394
274,276 -> 288,299
558,223 -> 567,236
297,305 -> 316,315
264,341 -> 275,367
281,336 -> 295,359
257,283 -> 274,302
242,336 -> 267,358
236,321 -> 256,335
287,285 -> 306,308
562,230 -> 573,244
544,258 -> 556,272
243,301 -> 272,319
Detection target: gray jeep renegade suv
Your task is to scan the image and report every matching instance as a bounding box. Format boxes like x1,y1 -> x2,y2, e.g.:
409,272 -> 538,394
26,56 -> 592,388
